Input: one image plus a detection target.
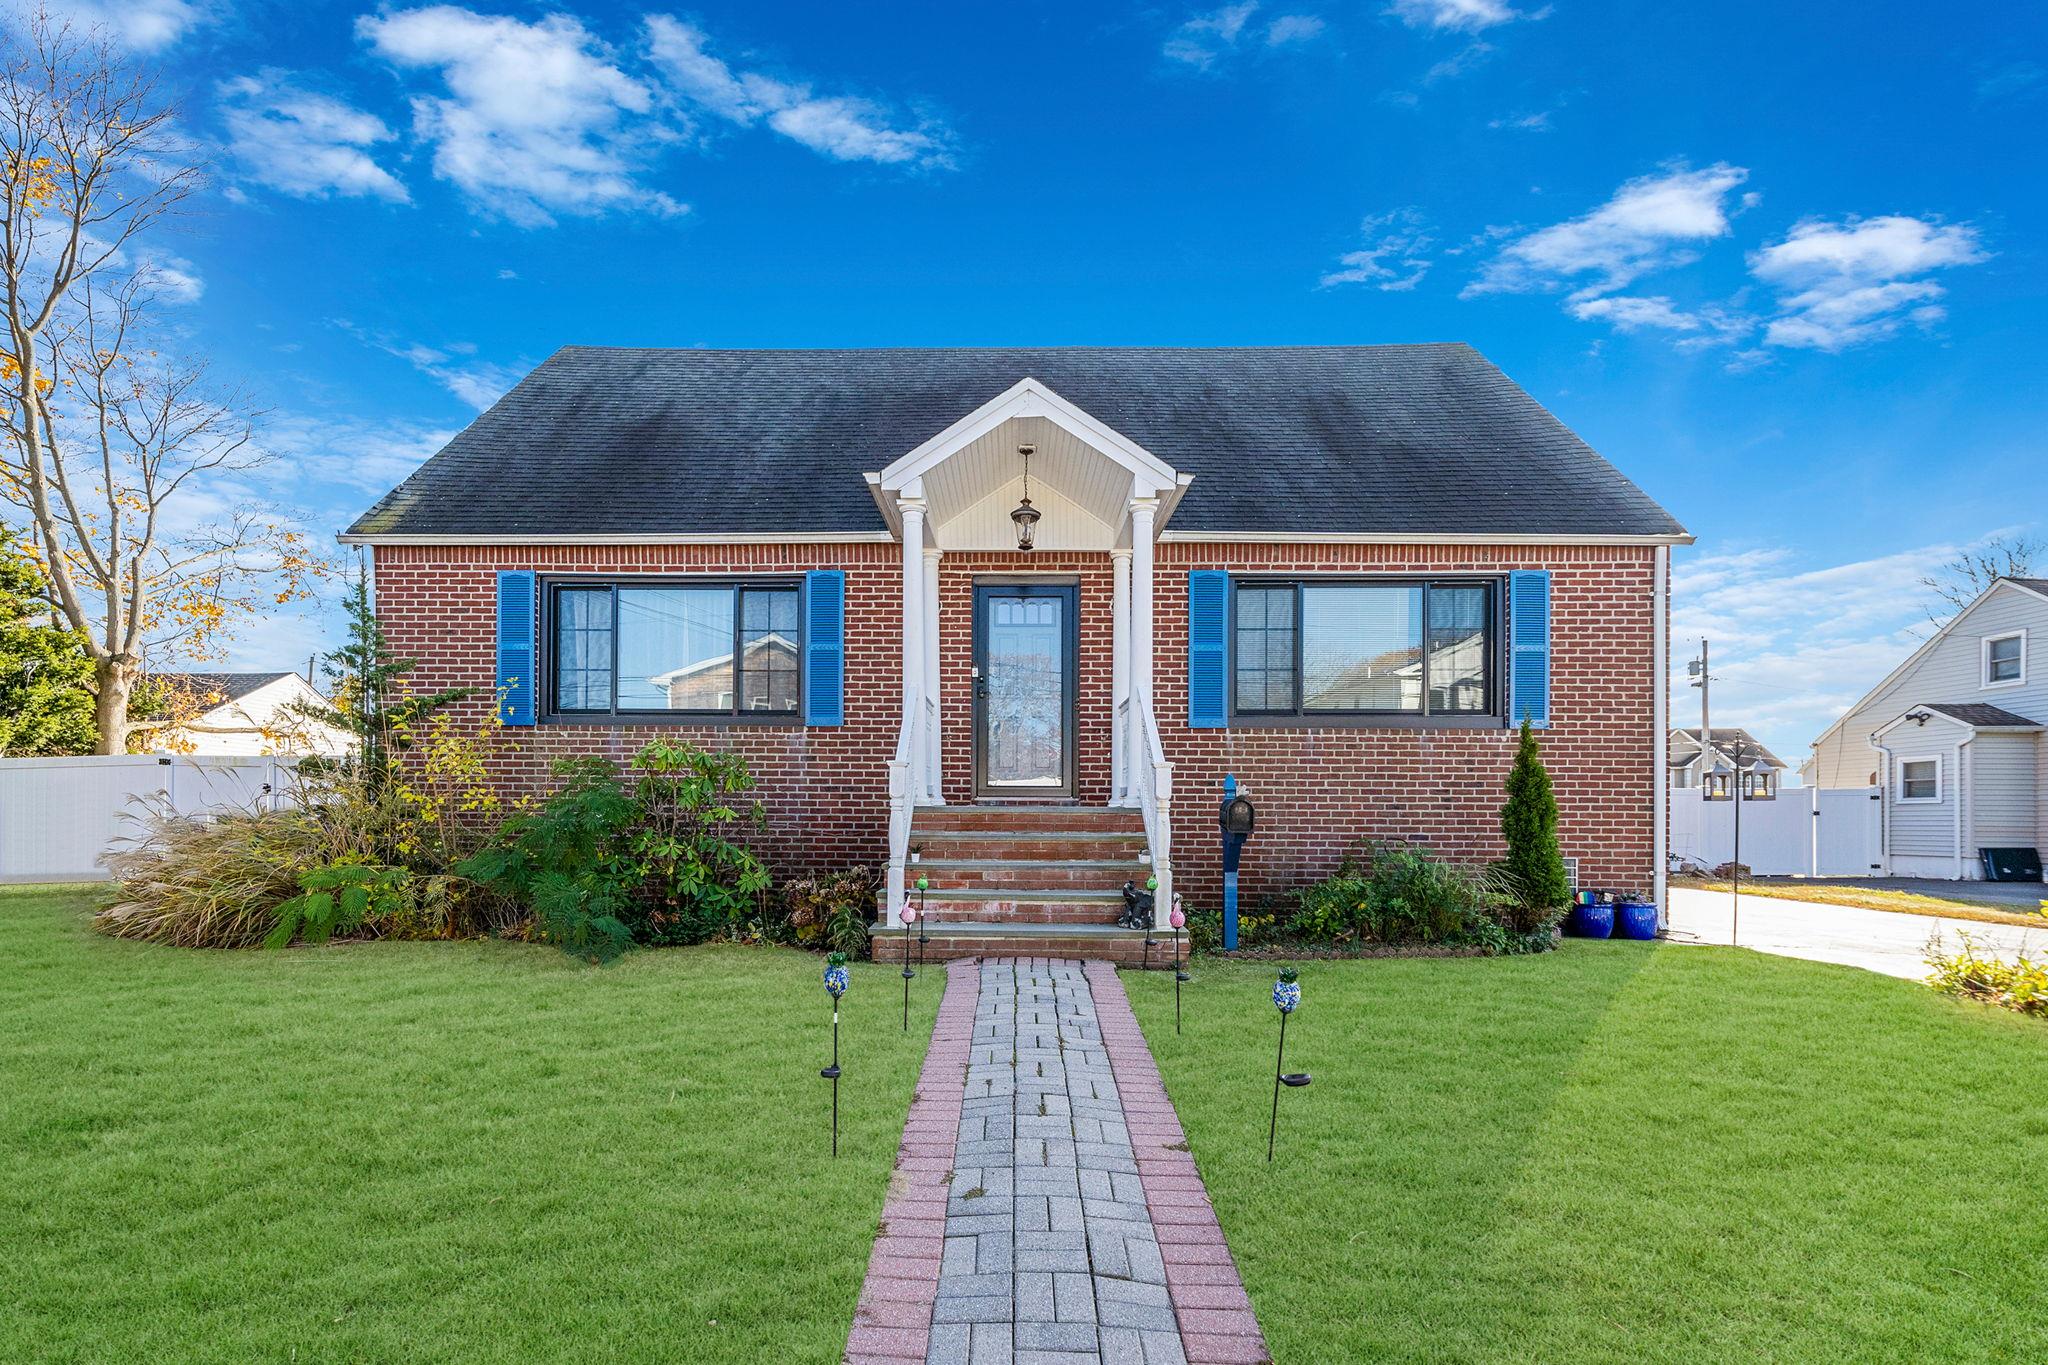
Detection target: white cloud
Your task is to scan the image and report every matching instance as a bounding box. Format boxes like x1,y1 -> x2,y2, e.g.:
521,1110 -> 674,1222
335,320 -> 522,412
1266,14 -> 1327,45
218,73 -> 410,205
1320,209 -> 1433,290
645,15 -> 952,167
1387,0 -> 1524,32
257,413 -> 458,497
144,253 -> 204,303
1488,110 -> 1551,131
45,0 -> 207,52
1465,162 -> 1751,299
1164,3 -> 1261,67
359,6 -> 684,227
1424,41 -> 1492,82
1750,215 -> 1987,351
1668,540 -> 1979,760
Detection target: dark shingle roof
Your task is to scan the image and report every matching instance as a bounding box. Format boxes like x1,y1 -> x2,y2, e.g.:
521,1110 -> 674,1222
151,672 -> 301,707
2009,577 -> 2048,598
1922,702 -> 2042,729
344,345 -> 1687,540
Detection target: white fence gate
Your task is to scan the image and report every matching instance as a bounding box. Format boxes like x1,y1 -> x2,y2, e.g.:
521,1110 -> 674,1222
1670,786 -> 1882,878
0,755 -> 294,884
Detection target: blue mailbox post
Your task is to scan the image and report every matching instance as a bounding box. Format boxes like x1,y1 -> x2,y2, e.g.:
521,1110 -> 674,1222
1220,775 -> 1256,950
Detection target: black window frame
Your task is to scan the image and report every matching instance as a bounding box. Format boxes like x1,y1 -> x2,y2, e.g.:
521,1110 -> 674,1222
1227,575 -> 1507,729
538,575 -> 805,725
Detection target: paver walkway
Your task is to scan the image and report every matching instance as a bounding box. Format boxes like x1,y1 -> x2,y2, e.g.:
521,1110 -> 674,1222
845,958 -> 1267,1365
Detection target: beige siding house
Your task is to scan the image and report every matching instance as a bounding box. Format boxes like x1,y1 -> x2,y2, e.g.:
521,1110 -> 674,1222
1808,577 -> 2048,879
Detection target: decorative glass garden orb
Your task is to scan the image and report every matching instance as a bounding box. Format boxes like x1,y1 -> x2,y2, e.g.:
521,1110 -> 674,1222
824,952 -> 850,998
1272,968 -> 1300,1015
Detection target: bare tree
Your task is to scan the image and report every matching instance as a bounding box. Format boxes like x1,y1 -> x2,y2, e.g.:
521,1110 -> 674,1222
1921,533 -> 2041,624
0,11 -> 318,752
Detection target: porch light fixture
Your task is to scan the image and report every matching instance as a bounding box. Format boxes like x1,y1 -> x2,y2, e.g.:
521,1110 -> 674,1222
1011,443 -> 1041,551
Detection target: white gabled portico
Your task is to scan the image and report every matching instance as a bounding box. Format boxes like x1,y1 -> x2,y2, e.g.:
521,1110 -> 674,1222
865,378 -> 1191,928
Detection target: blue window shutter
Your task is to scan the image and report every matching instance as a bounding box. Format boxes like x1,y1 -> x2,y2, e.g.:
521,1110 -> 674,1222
1187,571 -> 1229,728
1509,569 -> 1551,729
496,570 -> 536,726
804,570 -> 846,727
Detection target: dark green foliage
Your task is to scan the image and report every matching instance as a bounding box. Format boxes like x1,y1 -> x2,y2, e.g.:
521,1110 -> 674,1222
778,867 -> 879,958
457,740 -> 772,964
1499,718 -> 1571,915
265,862 -> 413,949
0,529 -> 96,755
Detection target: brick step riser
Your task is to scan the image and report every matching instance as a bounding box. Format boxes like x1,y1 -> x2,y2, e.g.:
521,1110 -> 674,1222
909,904 -> 1135,926
912,808 -> 1146,834
874,936 -> 1167,967
912,866 -> 1147,892
912,837 -> 1150,861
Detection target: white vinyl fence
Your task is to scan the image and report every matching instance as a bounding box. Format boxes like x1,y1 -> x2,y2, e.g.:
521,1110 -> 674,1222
0,755 -> 295,884
1670,786 -> 1882,878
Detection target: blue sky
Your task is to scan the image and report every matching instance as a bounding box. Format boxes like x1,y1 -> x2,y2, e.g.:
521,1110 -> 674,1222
54,0 -> 2048,763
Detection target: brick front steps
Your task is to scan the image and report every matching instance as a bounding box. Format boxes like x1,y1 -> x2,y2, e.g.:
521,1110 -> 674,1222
869,921 -> 1175,969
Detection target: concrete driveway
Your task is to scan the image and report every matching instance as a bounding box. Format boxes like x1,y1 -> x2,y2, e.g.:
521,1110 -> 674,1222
1745,876 -> 2048,910
1665,886 -> 2048,980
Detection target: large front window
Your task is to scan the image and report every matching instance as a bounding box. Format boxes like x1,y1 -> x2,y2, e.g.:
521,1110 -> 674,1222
547,579 -> 800,719
1232,579 -> 1498,720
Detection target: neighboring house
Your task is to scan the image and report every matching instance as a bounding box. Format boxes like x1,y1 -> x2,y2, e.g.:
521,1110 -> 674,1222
145,672 -> 352,756
1808,577 -> 2048,879
1669,727 -> 1787,799
341,345 -> 1690,959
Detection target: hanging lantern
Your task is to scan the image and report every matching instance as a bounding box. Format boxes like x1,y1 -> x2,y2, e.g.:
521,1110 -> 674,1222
1010,443 -> 1041,551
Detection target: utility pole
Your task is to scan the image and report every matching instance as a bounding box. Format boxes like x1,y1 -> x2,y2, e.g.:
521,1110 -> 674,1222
1687,639 -> 1710,788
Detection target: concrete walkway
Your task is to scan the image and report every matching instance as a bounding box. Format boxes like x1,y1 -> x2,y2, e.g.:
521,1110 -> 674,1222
844,959 -> 1267,1365
1667,886 -> 2048,980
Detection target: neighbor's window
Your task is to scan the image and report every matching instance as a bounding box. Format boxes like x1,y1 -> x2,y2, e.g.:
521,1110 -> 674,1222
1984,631 -> 2024,686
547,580 -> 800,719
1232,579 -> 1497,719
1898,758 -> 1939,802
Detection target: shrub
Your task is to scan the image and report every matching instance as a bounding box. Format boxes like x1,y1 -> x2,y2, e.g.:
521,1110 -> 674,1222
265,861 -> 414,948
1500,718 -> 1571,915
457,740 -> 772,963
98,805 -> 331,948
1926,935 -> 2048,1017
778,868 -> 879,958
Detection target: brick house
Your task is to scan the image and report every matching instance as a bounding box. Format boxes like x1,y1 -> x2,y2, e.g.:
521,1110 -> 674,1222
344,345 -> 1688,961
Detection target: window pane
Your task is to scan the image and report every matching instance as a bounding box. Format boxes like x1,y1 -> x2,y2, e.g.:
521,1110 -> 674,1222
554,587 -> 612,712
619,587 -> 735,710
1901,761 -> 1937,799
1427,584 -> 1492,714
1302,585 -> 1422,711
1988,636 -> 2021,680
740,587 -> 800,712
1233,586 -> 1296,712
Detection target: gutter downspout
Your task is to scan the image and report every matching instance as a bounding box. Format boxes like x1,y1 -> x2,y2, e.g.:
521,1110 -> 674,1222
1956,735 -> 1973,880
1653,546 -> 1669,924
1871,740 -> 1893,876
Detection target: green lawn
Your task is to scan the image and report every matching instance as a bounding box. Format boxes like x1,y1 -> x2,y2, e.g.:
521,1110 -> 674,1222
1125,944 -> 2048,1364
1,885 -> 936,1364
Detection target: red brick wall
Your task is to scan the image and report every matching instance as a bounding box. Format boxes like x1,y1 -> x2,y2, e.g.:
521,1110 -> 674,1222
370,542 -> 900,875
1153,542 -> 1659,909
372,539 -> 1659,902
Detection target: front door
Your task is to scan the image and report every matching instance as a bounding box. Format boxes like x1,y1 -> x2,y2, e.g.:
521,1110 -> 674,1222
972,583 -> 1077,799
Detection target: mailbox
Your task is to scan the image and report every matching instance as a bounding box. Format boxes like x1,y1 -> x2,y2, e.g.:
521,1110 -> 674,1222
1220,794 -> 1256,836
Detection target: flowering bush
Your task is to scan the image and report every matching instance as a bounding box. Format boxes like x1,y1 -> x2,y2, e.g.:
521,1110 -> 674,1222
1926,934 -> 2047,1017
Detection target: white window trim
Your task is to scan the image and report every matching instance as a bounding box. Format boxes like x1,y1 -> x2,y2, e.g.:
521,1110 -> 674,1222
1896,755 -> 1943,804
1981,629 -> 2026,689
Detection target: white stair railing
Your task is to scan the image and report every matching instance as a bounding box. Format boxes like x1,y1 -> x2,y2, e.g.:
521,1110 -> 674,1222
884,717 -> 914,926
1126,693 -> 1173,927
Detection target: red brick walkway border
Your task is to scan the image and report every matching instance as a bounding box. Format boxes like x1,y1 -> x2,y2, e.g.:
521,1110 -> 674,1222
1085,961 -> 1272,1365
842,961 -> 978,1364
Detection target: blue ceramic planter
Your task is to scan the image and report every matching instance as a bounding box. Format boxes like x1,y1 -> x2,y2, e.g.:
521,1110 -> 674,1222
1615,900 -> 1660,940
1568,901 -> 1615,939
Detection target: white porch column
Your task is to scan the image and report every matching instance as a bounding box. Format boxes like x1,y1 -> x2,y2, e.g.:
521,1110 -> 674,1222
923,547 -> 944,804
1129,495 -> 1159,727
898,493 -> 928,805
1110,547 -> 1133,805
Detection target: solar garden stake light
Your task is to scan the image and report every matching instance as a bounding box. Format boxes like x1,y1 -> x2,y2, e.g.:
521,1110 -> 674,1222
1169,893 -> 1188,1035
916,875 -> 930,974
822,952 -> 849,1158
1143,874 -> 1160,970
1267,968 -> 1311,1163
900,901 -> 917,1031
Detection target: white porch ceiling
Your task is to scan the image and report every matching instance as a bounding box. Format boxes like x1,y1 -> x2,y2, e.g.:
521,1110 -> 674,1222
924,416 -> 1132,551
